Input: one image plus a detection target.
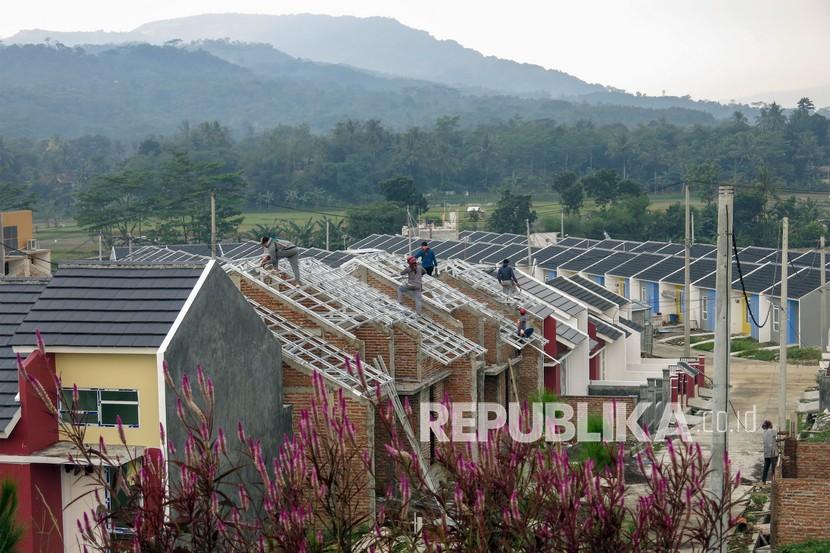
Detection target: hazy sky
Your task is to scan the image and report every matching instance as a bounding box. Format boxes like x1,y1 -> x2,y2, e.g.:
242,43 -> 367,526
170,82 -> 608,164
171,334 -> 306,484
2,0 -> 828,103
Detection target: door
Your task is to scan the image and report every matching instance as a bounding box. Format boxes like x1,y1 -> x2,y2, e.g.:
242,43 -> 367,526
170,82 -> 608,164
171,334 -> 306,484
741,296 -> 751,335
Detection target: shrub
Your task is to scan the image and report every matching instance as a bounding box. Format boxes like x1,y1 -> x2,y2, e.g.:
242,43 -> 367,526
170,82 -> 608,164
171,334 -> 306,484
0,480 -> 23,553
780,540 -> 830,553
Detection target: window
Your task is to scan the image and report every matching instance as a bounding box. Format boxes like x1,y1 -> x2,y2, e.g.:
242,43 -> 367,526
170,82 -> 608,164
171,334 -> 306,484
772,304 -> 780,333
2,226 -> 17,249
60,388 -> 140,427
640,285 -> 648,302
701,296 -> 709,320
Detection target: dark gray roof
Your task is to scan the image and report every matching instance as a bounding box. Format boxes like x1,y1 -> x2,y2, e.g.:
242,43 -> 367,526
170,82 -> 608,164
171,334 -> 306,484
582,251 -> 636,276
593,239 -> 625,250
618,316 -> 644,333
738,246 -> 779,264
630,241 -> 670,253
10,265 -> 205,349
557,322 -> 586,346
558,249 -> 616,272
569,274 -> 629,306
608,253 -> 667,277
536,247 -> 588,270
634,256 -> 686,282
736,263 -> 782,294
590,315 -> 624,341
791,250 -> 823,268
655,243 -> 685,255
549,276 -> 616,312
695,261 -> 760,290
349,234 -> 383,249
765,267 -> 827,299
557,237 -> 589,247
514,274 -> 584,317
689,244 -> 717,258
663,258 -> 716,285
0,279 -> 48,431
116,242 -> 262,263
481,244 -> 530,265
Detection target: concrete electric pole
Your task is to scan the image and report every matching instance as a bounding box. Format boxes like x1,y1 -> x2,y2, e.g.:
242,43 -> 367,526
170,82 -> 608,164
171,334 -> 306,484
683,183 -> 691,358
710,185 -> 733,552
779,217 -> 789,432
821,234 -> 826,352
210,191 -> 217,259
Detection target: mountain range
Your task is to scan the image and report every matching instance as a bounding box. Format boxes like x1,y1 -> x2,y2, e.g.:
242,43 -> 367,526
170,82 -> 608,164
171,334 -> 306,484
6,13 -> 759,119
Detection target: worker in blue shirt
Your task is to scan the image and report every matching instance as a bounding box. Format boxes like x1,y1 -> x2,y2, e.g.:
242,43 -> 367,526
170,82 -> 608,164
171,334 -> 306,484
414,241 -> 438,276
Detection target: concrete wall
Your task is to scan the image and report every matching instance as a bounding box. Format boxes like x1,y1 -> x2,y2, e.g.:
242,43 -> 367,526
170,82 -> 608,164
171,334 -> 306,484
797,288 -> 830,348
165,264 -> 291,460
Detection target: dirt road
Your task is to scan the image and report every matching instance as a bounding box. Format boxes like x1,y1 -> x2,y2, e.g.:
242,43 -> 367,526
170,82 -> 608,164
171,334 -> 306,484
654,341 -> 817,481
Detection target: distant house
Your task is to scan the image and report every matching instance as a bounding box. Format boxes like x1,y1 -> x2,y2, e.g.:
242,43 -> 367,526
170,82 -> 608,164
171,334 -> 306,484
1,210 -> 52,277
0,261 -> 290,553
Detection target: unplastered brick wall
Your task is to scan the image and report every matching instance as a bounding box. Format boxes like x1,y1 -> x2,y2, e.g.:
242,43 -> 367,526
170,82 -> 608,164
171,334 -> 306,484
484,372 -> 507,405
515,348 -> 542,401
282,364 -> 376,517
442,354 -> 478,404
558,395 -> 637,419
791,441 -> 830,480
772,479 -> 830,548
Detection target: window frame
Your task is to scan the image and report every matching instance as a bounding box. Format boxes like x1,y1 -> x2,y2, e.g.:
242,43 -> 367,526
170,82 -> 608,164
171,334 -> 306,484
701,295 -> 709,320
60,387 -> 140,428
772,304 -> 780,333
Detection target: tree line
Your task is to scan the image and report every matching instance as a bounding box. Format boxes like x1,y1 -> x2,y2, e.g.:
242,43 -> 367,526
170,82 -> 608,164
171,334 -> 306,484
0,99 -> 827,248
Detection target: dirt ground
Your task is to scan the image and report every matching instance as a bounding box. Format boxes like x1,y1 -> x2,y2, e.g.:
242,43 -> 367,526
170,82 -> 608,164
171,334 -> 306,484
653,340 -> 818,482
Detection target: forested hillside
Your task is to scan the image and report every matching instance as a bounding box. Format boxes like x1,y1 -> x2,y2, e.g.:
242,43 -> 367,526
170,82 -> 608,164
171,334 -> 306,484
0,43 -> 718,139
7,13 -> 759,119
1,99 -> 826,221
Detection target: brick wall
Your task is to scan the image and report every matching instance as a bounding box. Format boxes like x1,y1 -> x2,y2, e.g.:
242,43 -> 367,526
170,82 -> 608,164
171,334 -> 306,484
785,441 -> 830,480
515,349 -> 541,401
772,479 -> 830,548
558,395 -> 638,419
283,365 -> 376,517
443,354 -> 477,404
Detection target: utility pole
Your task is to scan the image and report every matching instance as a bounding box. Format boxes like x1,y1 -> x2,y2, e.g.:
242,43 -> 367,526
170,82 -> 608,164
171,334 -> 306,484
683,183 -> 691,358
525,218 -> 532,267
98,232 -> 103,261
406,206 -> 413,254
0,212 -> 5,277
710,185 -> 732,551
821,234 -> 826,352
326,220 -> 330,251
128,234 -> 132,255
779,217 -> 789,432
210,191 -> 217,259
560,210 -> 564,241
691,212 -> 695,245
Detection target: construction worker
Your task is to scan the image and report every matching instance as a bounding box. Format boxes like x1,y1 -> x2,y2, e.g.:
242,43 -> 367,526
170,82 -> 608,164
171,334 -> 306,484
517,307 -> 534,340
497,259 -> 520,296
761,420 -> 779,483
397,255 -> 424,315
414,241 -> 438,276
260,235 -> 302,283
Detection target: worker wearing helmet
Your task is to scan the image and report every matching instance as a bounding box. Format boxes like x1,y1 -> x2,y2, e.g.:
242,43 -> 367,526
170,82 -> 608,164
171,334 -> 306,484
517,307 -> 534,341
397,255 -> 425,315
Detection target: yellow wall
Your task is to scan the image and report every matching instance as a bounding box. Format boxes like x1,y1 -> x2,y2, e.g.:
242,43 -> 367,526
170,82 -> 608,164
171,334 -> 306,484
55,353 -> 161,447
1,210 -> 33,250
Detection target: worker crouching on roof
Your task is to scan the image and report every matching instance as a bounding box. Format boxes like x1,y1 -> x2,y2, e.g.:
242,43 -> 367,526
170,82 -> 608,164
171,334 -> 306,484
260,235 -> 302,283
414,241 -> 438,276
517,307 -> 534,340
397,255 -> 425,315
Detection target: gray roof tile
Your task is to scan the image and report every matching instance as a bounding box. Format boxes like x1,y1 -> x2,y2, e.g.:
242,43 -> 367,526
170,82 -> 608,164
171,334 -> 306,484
549,276 -> 616,312
10,265 -> 203,349
0,278 -> 48,430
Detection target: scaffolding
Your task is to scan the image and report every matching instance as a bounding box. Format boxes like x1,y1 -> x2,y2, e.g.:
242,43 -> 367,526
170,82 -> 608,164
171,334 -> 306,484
343,253 -> 546,351
227,258 -> 485,366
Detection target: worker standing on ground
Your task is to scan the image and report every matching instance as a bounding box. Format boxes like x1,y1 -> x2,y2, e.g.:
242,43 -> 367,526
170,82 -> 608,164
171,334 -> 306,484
517,307 -> 534,340
761,420 -> 779,484
414,241 -> 438,276
397,255 -> 425,315
260,235 -> 302,283
497,259 -> 520,296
